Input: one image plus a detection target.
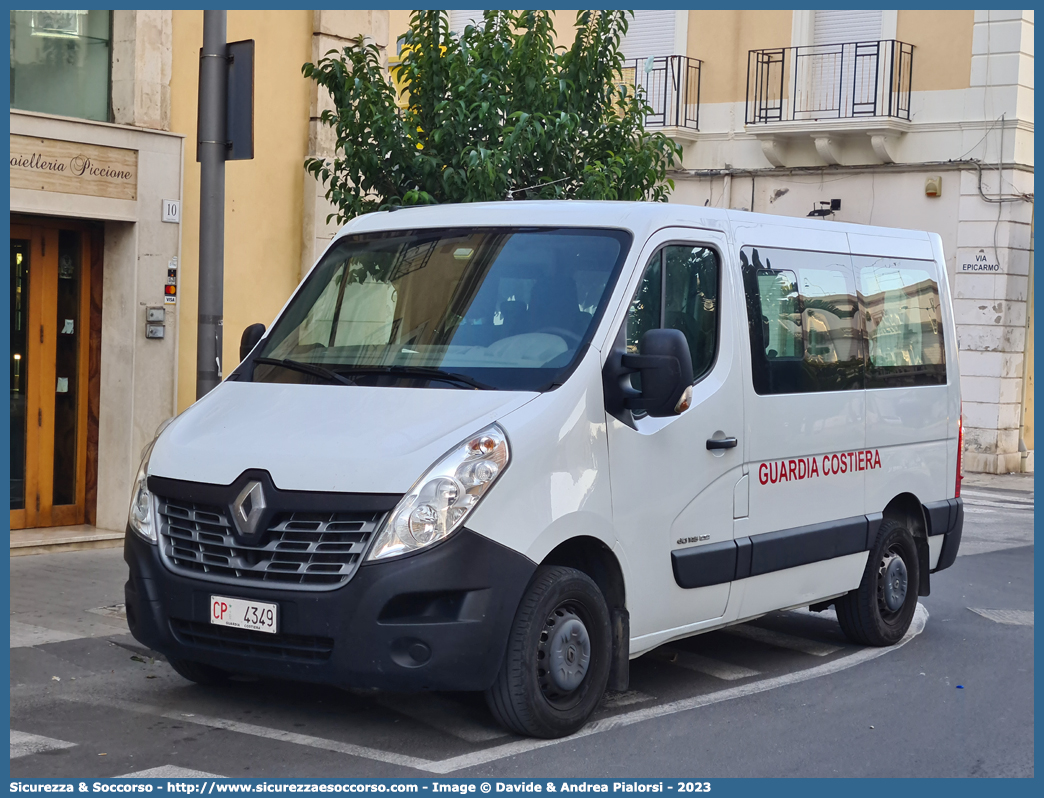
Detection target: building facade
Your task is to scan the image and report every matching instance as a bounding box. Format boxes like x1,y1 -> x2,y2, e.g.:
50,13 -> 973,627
9,10 -> 387,540
655,9 -> 1035,476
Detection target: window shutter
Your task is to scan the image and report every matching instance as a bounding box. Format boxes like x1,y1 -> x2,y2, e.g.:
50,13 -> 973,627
812,10 -> 883,45
448,10 -> 485,34
620,10 -> 677,62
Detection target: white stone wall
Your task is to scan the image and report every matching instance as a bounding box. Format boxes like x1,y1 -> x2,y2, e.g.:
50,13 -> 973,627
111,10 -> 173,131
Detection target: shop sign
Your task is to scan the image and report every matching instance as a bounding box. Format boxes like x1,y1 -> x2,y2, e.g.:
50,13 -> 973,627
10,134 -> 138,201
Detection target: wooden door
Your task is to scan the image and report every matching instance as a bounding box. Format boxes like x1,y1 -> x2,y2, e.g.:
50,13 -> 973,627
9,222 -> 91,530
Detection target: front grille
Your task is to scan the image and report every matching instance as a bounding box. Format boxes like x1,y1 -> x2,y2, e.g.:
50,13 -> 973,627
170,618 -> 334,662
157,496 -> 383,590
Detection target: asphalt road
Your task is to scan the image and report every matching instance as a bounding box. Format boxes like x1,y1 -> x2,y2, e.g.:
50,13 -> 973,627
10,477 -> 1034,778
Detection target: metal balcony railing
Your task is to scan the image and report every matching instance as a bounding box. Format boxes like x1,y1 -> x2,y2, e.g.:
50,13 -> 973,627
622,55 -> 702,131
746,40 -> 913,125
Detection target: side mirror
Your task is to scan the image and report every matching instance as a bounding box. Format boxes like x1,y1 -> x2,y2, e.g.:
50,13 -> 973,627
622,329 -> 694,417
240,323 -> 266,362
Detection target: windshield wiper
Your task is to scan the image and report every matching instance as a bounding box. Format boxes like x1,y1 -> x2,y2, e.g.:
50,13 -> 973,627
253,357 -> 357,386
335,366 -> 492,390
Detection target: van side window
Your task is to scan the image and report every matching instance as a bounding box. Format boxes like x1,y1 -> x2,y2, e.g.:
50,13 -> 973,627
626,253 -> 661,357
626,245 -> 720,385
665,246 -> 719,381
856,257 -> 946,387
740,246 -> 863,394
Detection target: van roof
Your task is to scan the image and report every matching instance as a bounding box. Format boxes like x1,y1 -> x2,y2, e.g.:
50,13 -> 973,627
335,200 -> 932,246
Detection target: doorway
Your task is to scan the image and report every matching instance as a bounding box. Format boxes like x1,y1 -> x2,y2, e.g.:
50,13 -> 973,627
10,219 -> 97,530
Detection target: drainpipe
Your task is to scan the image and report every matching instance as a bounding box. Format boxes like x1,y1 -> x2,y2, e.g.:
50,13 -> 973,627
1018,205 -> 1034,471
196,10 -> 228,399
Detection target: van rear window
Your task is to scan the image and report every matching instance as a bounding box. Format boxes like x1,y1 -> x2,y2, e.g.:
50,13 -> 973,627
856,257 -> 946,388
740,247 -> 947,394
740,247 -> 863,395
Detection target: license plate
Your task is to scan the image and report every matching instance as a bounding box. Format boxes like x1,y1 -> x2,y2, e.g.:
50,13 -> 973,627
210,595 -> 278,634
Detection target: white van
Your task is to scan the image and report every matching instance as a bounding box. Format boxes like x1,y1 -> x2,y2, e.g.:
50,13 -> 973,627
124,201 -> 964,738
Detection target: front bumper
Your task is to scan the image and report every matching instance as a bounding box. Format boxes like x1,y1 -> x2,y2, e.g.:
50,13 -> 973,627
124,527 -> 536,691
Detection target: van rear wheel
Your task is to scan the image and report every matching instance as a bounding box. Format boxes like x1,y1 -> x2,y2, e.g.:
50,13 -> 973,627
836,519 -> 920,646
485,565 -> 611,738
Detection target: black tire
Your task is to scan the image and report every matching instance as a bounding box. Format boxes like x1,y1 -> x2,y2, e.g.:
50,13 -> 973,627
485,565 -> 612,738
167,656 -> 230,686
837,519 -> 920,646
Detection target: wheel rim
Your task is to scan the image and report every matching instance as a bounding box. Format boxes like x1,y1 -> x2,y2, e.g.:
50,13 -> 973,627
537,603 -> 592,709
877,545 -> 909,619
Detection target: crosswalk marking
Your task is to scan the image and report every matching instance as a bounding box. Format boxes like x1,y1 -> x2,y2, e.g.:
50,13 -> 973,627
62,697 -> 436,771
723,624 -> 843,657
657,648 -> 761,681
961,489 -> 1033,504
117,766 -> 225,778
375,694 -> 508,743
969,608 -> 1034,626
11,731 -> 76,759
963,498 -> 1033,510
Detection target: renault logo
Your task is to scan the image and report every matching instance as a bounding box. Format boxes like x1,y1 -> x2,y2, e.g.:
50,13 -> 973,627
232,480 -> 267,538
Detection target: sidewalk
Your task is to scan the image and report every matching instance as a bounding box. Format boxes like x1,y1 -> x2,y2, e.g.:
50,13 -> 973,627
962,470 -> 1035,492
10,525 -> 124,557
10,546 -> 129,648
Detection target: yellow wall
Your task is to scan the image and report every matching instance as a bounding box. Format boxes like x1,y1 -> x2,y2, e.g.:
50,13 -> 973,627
389,10 -> 974,103
388,9 -> 411,52
389,10 -> 593,56
687,10 -> 793,105
170,10 -> 313,412
897,10 -> 974,92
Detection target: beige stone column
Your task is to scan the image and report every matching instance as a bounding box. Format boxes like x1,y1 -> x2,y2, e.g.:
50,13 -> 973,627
301,11 -> 390,280
111,10 -> 173,131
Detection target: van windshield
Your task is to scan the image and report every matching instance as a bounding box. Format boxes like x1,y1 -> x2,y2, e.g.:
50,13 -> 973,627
251,226 -> 632,391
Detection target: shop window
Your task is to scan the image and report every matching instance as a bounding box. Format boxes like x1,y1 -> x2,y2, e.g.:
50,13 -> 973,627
10,10 -> 112,122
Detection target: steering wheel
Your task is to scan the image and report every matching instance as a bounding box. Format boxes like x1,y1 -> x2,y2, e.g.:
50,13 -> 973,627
533,327 -> 583,347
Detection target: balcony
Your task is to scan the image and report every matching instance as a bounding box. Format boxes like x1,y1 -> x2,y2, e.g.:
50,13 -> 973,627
745,40 -> 914,165
622,55 -> 702,141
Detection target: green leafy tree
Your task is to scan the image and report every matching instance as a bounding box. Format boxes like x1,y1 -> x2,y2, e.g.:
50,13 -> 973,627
302,10 -> 681,223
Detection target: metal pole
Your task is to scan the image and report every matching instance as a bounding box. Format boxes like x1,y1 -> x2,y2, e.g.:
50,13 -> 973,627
196,10 -> 228,399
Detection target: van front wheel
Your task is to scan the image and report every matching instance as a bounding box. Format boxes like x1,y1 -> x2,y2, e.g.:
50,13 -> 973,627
485,565 -> 612,738
837,520 -> 920,646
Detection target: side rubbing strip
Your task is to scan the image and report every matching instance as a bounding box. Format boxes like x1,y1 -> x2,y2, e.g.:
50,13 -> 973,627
865,512 -> 883,550
749,516 -> 868,576
671,540 -> 738,589
734,537 -> 752,580
671,514 -> 888,589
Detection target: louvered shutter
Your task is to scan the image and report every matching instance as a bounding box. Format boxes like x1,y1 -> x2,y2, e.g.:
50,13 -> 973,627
812,10 -> 883,45
805,11 -> 886,118
448,10 -> 484,34
620,10 -> 676,61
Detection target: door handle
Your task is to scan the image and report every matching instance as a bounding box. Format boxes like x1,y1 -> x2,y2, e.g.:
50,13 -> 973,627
706,437 -> 738,450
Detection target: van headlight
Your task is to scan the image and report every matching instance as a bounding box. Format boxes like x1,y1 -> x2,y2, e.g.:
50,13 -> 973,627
127,419 -> 172,543
367,424 -> 510,560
